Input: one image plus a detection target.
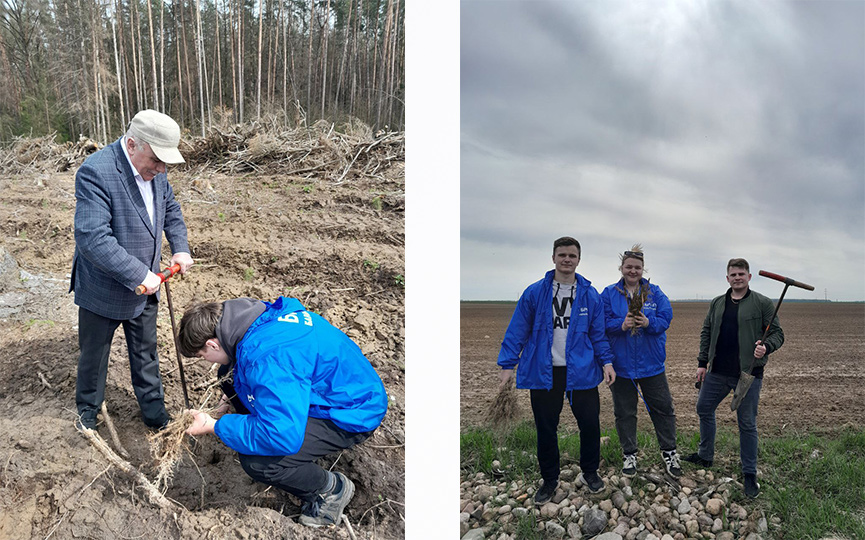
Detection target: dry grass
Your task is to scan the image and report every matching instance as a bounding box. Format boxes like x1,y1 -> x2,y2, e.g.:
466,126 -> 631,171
147,413 -> 195,490
486,384 -> 520,430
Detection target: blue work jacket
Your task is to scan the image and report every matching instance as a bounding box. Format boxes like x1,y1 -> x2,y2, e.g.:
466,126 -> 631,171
600,279 -> 673,379
214,297 -> 388,456
497,271 -> 614,391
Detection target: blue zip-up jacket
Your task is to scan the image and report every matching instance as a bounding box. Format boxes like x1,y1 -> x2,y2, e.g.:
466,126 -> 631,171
497,271 -> 614,391
600,278 -> 673,379
214,297 -> 388,456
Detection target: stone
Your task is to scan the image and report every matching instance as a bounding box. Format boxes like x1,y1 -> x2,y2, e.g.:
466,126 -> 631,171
705,498 -> 724,516
567,522 -> 582,539
595,534 -> 624,540
560,469 -> 576,482
627,500 -> 641,517
477,485 -> 497,503
462,529 -> 486,540
716,533 -> 735,540
757,516 -> 768,533
582,508 -> 608,536
540,502 -> 558,518
685,519 -> 699,535
611,491 -> 627,510
513,507 -> 528,517
600,499 -> 614,512
497,505 -> 511,515
712,518 -> 723,532
546,521 -> 565,538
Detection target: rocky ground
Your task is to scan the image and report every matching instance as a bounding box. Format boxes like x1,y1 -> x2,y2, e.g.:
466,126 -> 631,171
0,123 -> 405,539
460,445 -> 779,540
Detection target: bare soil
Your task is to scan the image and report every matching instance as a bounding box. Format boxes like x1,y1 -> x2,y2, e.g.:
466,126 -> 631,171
0,148 -> 404,538
461,301 -> 865,436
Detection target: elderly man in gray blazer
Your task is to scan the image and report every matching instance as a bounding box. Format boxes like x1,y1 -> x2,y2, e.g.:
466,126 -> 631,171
71,109 -> 194,430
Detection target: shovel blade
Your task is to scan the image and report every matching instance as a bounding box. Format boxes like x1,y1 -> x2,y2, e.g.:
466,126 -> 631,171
731,371 -> 756,411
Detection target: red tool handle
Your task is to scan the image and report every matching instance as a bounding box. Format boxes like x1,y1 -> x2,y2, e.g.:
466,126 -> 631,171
135,263 -> 181,295
758,270 -> 815,291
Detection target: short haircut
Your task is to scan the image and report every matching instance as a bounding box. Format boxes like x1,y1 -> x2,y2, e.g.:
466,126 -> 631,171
727,258 -> 750,273
553,236 -> 581,255
178,301 -> 223,357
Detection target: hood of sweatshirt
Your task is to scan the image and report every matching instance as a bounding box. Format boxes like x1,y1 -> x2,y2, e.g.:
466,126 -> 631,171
215,298 -> 266,361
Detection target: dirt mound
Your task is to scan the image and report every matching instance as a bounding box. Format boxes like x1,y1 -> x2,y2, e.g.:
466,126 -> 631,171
0,125 -> 405,539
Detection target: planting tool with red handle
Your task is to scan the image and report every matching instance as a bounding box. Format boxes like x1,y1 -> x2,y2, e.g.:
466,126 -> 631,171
135,262 -> 191,409
135,263 -> 181,295
730,270 -> 814,411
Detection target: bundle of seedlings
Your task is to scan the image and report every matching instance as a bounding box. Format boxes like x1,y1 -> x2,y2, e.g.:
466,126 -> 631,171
626,281 -> 649,336
147,412 -> 196,490
486,380 -> 520,430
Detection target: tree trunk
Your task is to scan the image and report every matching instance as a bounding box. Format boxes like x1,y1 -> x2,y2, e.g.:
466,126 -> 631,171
145,0 -> 158,109
110,0 -> 126,128
306,0 -> 314,117
256,0 -> 263,119
319,0 -> 330,120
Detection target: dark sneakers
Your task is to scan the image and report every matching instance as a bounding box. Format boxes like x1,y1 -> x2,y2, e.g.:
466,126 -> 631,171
75,416 -> 97,431
744,473 -> 760,498
577,472 -> 605,494
299,472 -> 356,527
662,450 -> 683,477
682,452 -> 713,468
533,479 -> 558,505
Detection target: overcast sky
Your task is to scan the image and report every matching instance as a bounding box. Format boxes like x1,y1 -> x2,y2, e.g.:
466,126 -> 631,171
460,0 -> 865,301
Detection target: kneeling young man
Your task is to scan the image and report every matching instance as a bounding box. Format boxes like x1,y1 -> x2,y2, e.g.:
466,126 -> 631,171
178,296 -> 388,527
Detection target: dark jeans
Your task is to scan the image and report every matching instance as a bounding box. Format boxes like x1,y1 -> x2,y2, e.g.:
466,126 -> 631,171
75,296 -> 169,427
610,372 -> 677,455
239,417 -> 373,502
696,371 -> 762,474
530,366 -> 601,482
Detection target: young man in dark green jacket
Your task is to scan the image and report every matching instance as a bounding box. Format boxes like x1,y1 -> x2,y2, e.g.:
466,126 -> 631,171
683,258 -> 783,498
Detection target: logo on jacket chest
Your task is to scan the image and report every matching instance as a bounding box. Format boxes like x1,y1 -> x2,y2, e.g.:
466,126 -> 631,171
552,298 -> 586,329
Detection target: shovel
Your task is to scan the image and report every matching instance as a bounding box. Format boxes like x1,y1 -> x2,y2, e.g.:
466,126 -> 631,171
730,270 -> 814,411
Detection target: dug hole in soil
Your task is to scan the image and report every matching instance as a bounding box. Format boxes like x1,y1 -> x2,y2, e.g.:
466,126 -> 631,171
0,122 -> 405,539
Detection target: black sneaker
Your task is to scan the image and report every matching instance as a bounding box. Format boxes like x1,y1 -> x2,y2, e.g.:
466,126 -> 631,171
533,479 -> 557,505
744,473 -> 760,498
662,450 -> 683,477
299,472 -> 355,527
577,472 -> 605,494
75,416 -> 97,431
622,453 -> 637,478
682,452 -> 713,468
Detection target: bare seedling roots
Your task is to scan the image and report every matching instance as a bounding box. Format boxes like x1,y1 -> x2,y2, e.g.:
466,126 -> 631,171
147,413 -> 195,490
486,384 -> 520,430
76,422 -> 175,510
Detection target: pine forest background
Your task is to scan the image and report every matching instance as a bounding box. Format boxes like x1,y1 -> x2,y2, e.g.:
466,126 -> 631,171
0,0 -> 404,142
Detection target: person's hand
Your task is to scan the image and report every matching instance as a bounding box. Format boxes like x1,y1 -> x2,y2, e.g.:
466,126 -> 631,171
171,252 -> 194,274
634,313 -> 650,328
621,313 -> 636,331
499,369 -> 515,389
185,409 -> 216,436
213,395 -> 231,416
141,270 -> 162,295
696,367 -> 707,384
603,363 -> 616,386
754,340 -> 767,359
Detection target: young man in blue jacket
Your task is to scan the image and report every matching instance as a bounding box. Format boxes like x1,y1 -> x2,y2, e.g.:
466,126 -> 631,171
177,296 -> 388,527
498,237 -> 616,504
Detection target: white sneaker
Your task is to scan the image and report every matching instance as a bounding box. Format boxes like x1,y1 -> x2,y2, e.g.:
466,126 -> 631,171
622,453 -> 637,478
663,449 -> 682,478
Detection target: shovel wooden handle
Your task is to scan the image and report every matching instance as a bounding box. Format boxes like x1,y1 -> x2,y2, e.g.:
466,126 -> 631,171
758,270 -> 815,291
135,263 -> 181,295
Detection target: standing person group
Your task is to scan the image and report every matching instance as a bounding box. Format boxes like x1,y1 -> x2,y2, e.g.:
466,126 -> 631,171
496,239 -> 783,503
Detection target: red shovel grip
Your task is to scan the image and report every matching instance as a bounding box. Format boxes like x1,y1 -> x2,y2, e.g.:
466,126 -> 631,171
135,263 -> 181,295
758,270 -> 815,291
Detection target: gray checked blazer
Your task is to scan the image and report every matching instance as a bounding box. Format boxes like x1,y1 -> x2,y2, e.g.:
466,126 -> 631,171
70,137 -> 190,320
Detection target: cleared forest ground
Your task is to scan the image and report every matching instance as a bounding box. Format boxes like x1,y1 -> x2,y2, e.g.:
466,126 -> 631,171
0,123 -> 405,539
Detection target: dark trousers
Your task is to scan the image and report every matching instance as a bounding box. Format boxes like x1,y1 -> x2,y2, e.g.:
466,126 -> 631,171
610,372 -> 678,455
239,417 -> 373,502
75,296 -> 169,427
530,366 -> 601,482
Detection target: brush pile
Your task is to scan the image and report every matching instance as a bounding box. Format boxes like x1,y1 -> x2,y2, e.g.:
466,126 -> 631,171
0,117 -> 404,185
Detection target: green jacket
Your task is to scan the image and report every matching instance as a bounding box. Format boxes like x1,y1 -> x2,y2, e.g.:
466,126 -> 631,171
698,288 -> 784,373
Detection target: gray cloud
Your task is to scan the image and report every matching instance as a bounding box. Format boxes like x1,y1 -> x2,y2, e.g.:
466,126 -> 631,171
461,0 -> 864,301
